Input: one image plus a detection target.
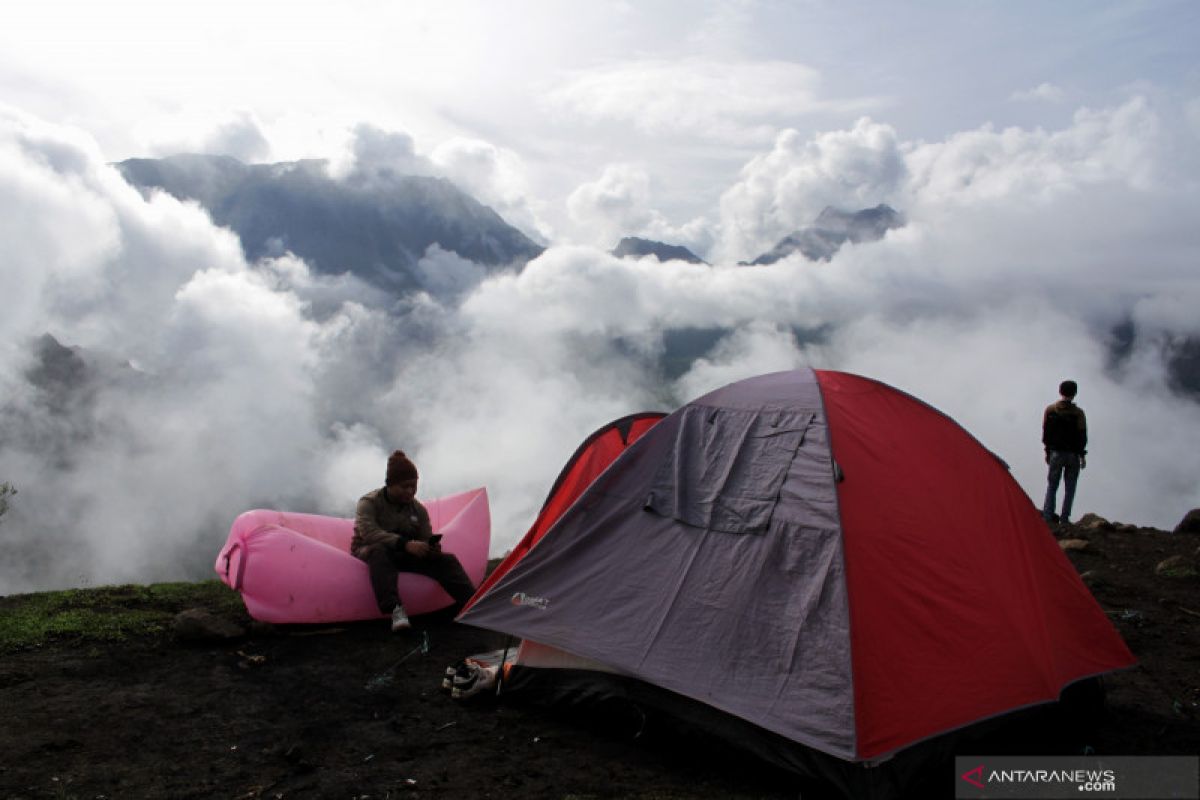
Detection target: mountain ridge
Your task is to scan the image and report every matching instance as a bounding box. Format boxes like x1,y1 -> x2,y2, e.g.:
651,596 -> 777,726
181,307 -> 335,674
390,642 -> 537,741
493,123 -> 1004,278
745,204 -> 904,265
611,237 -> 707,264
116,154 -> 545,294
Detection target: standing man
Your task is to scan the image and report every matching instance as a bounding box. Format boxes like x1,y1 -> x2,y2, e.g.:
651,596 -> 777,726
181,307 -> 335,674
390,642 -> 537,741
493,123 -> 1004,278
1042,380 -> 1088,526
352,450 -> 476,631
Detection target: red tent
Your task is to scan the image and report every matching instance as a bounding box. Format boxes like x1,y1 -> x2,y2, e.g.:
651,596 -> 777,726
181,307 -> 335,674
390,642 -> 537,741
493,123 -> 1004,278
460,369 -> 1133,782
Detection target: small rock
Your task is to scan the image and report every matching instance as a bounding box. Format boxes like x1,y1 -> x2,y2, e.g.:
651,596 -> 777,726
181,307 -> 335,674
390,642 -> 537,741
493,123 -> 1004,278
1155,554 -> 1197,578
1174,509 -> 1200,535
1079,570 -> 1107,588
1076,513 -> 1111,530
1059,538 -> 1090,551
236,650 -> 267,668
173,608 -> 246,642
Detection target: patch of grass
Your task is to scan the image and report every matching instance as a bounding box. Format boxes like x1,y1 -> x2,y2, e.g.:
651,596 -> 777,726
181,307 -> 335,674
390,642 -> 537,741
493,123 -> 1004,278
0,580 -> 246,653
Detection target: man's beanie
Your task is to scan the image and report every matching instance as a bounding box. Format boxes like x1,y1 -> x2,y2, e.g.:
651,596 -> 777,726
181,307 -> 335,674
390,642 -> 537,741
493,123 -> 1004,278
386,450 -> 419,485
1059,380 -> 1078,398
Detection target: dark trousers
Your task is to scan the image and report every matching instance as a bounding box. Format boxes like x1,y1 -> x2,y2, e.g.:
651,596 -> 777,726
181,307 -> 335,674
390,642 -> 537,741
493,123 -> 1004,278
362,544 -> 476,614
1043,450 -> 1082,522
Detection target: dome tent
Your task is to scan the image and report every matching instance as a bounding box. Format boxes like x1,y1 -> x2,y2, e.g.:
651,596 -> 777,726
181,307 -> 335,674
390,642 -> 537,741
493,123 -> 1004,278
457,369 -> 1133,791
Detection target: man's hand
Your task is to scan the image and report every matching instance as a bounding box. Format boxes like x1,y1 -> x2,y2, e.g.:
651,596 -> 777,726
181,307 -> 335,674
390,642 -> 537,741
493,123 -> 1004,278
404,540 -> 432,558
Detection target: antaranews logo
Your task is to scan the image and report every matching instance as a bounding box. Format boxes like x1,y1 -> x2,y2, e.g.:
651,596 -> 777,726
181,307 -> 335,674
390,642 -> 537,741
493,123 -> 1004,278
951,757 -> 1194,799
960,764 -> 1116,793
958,756 -> 1196,799
510,592 -> 550,611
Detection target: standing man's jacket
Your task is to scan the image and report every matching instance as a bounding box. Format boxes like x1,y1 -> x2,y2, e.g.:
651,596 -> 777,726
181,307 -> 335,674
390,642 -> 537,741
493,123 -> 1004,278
1042,400 -> 1088,455
352,487 -> 433,558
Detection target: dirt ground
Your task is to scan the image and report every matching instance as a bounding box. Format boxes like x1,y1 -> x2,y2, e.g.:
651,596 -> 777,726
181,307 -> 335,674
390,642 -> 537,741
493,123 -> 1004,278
1,517 -> 1197,800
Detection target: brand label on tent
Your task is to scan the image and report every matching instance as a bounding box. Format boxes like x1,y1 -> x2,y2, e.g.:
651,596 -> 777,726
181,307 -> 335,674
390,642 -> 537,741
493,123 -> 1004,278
954,756 -> 1198,798
510,592 -> 550,611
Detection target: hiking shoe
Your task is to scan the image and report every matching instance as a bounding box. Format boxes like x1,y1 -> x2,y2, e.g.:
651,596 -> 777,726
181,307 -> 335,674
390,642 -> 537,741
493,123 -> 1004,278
442,662 -> 473,692
450,665 -> 481,699
390,605 -> 411,632
451,664 -> 499,701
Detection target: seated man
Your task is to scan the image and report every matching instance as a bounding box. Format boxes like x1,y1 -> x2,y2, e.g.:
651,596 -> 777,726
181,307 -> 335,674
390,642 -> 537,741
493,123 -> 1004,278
352,450 -> 476,631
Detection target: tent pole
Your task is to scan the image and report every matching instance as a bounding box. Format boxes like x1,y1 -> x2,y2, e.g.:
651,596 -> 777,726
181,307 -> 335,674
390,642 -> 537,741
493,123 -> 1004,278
495,635 -> 514,696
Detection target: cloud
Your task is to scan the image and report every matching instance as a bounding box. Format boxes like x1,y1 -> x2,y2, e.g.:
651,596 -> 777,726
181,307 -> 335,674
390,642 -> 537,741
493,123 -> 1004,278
717,118 -> 907,261
430,136 -> 551,242
414,244 -> 491,301
0,108 -> 351,591
566,164 -> 657,245
138,109 -> 272,162
567,164 -> 715,254
547,58 -> 875,144
2,92 -> 1199,596
905,97 -> 1165,205
1010,82 -> 1066,103
458,96 -> 1200,532
329,122 -> 437,179
671,322 -> 809,401
0,105 -> 247,356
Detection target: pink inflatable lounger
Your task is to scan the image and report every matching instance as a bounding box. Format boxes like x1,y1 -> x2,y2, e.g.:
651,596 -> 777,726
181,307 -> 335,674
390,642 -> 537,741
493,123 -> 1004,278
215,487 -> 490,623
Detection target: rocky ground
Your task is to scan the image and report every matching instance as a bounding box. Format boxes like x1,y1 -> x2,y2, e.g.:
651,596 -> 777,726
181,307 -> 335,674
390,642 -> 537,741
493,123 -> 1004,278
0,513 -> 1197,800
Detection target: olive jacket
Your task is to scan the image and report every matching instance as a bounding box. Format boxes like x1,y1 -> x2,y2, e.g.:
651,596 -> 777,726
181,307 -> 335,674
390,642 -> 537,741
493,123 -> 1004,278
351,486 -> 433,559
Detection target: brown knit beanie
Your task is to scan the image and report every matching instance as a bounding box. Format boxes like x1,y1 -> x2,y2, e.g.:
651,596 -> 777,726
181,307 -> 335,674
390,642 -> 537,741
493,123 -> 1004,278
386,450 -> 419,486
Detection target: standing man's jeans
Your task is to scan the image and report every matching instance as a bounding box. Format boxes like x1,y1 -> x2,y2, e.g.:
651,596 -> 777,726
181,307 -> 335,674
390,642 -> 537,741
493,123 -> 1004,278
1043,450 -> 1082,523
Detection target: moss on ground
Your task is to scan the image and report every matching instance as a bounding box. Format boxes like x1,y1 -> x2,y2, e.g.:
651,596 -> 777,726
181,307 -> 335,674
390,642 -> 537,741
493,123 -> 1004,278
0,580 -> 246,652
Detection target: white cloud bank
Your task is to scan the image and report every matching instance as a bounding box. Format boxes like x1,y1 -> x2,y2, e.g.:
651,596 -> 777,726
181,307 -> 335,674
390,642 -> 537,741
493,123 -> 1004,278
1,92 -> 1199,594
717,118 -> 907,261
565,164 -> 713,254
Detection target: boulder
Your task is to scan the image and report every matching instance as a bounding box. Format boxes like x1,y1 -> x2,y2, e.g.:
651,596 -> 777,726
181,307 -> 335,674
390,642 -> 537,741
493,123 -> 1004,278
1173,509 -> 1200,535
173,608 -> 246,642
1059,539 -> 1090,552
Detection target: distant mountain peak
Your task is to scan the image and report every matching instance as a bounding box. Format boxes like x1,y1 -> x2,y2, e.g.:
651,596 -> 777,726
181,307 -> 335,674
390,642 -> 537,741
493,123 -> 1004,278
611,237 -> 706,265
745,204 -> 904,266
116,153 -> 544,296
